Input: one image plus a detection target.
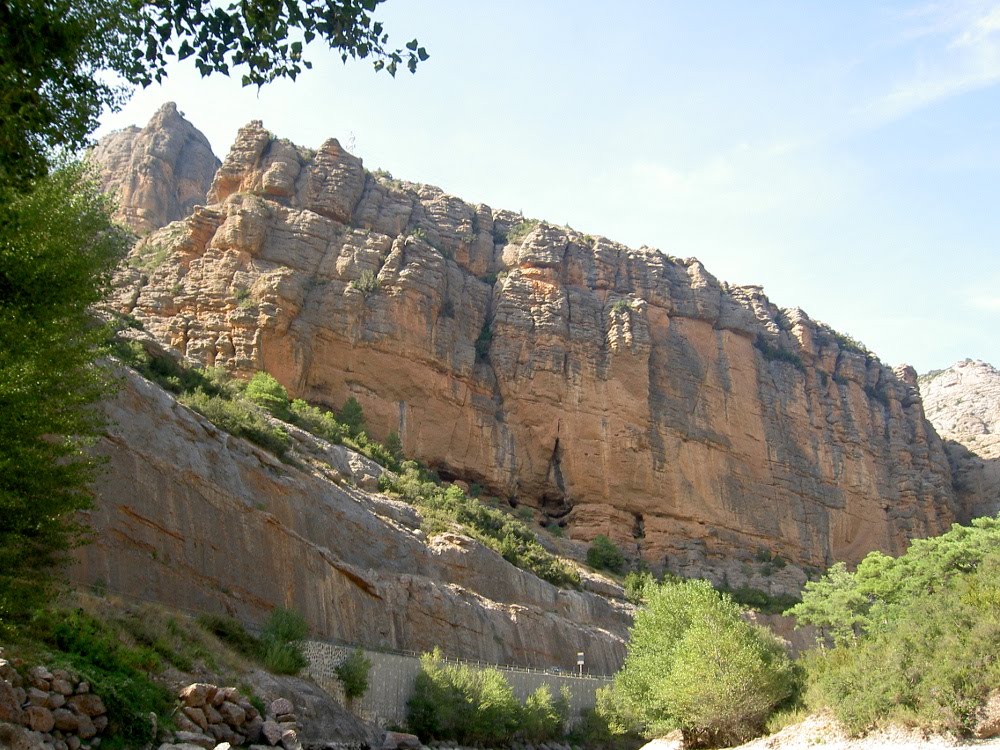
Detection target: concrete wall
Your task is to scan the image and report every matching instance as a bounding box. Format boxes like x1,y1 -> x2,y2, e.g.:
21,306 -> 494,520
303,641 -> 612,728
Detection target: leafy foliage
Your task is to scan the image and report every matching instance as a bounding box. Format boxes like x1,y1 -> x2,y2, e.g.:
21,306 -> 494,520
259,607 -> 309,674
0,163 -> 129,632
787,515 -> 1000,644
350,268 -> 380,296
623,571 -> 655,604
196,607 -> 309,675
754,335 -> 805,372
384,463 -> 580,588
600,579 -> 798,746
179,390 -> 292,457
0,0 -> 425,184
506,218 -> 541,244
406,649 -> 556,745
587,535 -> 626,574
337,396 -> 366,436
245,371 -> 291,420
33,608 -> 174,747
803,551 -> 1000,735
790,516 -> 1000,736
474,322 -> 492,362
336,647 -> 372,701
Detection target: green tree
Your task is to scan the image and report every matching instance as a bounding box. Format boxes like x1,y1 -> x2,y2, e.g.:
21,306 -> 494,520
600,579 -> 797,747
1,0 -> 426,184
787,515 -> 1000,643
803,551 -> 1000,735
406,648 -> 521,745
0,162 -> 129,631
244,370 -> 291,420
337,395 -> 366,436
587,534 -> 626,574
335,647 -> 372,703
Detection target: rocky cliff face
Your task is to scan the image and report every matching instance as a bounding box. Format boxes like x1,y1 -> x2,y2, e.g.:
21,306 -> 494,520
90,102 -> 219,234
102,114 -> 966,592
921,360 -> 1000,519
71,362 -> 630,672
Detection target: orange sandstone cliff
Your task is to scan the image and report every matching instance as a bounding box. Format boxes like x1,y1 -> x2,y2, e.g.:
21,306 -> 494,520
99,108 -> 968,596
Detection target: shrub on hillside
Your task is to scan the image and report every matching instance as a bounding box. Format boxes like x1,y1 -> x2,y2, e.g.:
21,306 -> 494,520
259,607 -> 309,675
788,515 -> 1000,643
599,579 -> 798,747
385,462 -> 580,588
179,390 -> 290,457
587,535 -> 625,574
36,609 -> 174,747
245,371 -> 291,420
289,398 -> 348,443
793,517 -> 1000,736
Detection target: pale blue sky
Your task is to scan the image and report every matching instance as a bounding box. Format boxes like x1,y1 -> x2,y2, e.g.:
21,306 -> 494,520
97,1 -> 1000,374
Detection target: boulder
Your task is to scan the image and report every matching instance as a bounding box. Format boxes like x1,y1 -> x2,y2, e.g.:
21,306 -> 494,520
975,691 -> 1000,739
180,684 -> 214,709
25,706 -> 54,733
67,693 -> 106,717
0,679 -> 25,724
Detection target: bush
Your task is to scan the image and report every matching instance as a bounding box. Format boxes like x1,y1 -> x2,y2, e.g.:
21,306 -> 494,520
623,571 -> 655,604
587,535 -> 626,574
245,371 -> 290,420
384,463 -> 579,588
289,398 -> 348,443
792,518 -> 1000,736
336,647 -> 372,702
406,649 -> 522,745
337,396 -> 366,437
521,684 -> 569,742
351,269 -> 379,295
599,579 -> 798,746
179,390 -> 290,457
787,515 -> 1000,643
36,609 -> 173,748
259,607 -> 308,675
197,608 -> 308,676
196,613 -> 261,659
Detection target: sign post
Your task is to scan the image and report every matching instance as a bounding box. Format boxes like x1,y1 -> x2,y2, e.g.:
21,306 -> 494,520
577,651 -> 584,677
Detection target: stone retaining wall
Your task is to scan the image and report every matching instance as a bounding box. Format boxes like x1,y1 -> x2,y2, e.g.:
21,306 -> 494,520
303,642 -> 611,727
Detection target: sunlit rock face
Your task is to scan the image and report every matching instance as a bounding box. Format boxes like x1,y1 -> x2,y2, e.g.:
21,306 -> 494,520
90,102 -> 220,234
921,359 -> 1000,521
97,114 -> 967,594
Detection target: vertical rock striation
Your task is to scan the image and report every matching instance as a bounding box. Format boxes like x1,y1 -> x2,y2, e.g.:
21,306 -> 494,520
102,117 -> 965,591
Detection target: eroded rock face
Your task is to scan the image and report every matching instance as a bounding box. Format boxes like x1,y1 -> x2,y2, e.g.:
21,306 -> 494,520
90,102 -> 219,234
921,359 -> 1000,519
104,118 -> 965,588
71,368 -> 629,672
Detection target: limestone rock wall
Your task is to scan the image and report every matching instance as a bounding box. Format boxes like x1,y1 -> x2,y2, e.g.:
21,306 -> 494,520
71,368 -> 630,673
90,102 -> 220,234
920,359 -> 1000,519
104,117 -> 964,587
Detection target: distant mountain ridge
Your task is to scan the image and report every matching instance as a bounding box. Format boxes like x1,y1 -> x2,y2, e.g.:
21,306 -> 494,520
89,102 -> 978,598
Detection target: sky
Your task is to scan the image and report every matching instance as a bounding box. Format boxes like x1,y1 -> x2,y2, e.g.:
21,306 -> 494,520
96,0 -> 1000,374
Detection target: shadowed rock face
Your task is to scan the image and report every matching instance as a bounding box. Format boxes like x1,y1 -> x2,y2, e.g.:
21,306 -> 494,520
72,367 -> 631,672
89,102 -> 220,234
102,116 -> 967,591
921,359 -> 1000,520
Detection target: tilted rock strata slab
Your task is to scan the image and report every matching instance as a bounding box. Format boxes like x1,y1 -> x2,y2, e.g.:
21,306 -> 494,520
71,369 -> 629,672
